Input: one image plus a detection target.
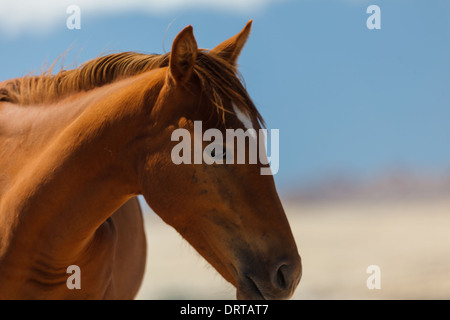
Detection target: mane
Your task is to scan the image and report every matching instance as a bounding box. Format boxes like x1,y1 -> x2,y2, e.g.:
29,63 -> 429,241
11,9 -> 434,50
0,51 -> 264,127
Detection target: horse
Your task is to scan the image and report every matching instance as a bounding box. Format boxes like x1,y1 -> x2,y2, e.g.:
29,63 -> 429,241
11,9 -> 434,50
0,20 -> 301,300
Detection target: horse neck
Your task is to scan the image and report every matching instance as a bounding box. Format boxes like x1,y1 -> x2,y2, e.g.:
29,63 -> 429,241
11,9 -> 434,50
0,71 -> 163,262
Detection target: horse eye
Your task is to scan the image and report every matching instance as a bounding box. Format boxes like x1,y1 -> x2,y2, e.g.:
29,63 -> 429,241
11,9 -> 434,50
211,147 -> 227,159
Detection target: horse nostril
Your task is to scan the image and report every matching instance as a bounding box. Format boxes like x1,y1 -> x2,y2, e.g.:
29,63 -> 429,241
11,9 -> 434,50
275,263 -> 290,290
275,264 -> 288,289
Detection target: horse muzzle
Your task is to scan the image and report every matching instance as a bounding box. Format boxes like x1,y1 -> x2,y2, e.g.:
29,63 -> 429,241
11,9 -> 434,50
236,254 -> 302,300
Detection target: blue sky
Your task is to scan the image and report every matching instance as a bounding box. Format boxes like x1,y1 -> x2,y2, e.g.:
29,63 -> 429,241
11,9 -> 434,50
1,0 -> 449,189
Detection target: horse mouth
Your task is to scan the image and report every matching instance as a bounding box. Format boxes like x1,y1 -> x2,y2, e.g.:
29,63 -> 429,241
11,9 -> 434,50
236,276 -> 267,300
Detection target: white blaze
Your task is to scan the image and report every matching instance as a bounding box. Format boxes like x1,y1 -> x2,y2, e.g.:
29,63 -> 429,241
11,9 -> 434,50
232,103 -> 279,175
232,103 -> 254,132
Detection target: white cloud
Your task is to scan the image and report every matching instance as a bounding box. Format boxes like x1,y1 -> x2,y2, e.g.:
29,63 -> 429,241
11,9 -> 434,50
0,0 -> 281,37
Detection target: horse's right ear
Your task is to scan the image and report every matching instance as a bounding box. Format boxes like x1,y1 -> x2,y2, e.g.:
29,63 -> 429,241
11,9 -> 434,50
169,25 -> 198,86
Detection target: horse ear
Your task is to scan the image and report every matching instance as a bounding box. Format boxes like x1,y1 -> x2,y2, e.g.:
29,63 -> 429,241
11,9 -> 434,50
169,25 -> 198,85
210,20 -> 252,65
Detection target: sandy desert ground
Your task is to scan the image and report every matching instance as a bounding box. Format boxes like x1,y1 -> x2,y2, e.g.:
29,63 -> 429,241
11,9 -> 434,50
135,198 -> 450,300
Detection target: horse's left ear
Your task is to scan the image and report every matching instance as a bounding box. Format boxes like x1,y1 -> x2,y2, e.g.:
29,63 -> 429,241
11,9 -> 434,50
169,25 -> 198,85
210,20 -> 253,65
